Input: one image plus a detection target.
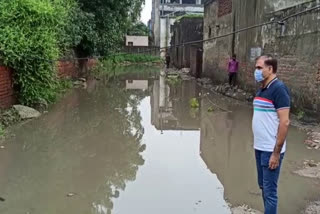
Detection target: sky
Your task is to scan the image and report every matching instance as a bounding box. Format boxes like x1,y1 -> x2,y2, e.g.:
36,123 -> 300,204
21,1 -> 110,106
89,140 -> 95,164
140,0 -> 152,25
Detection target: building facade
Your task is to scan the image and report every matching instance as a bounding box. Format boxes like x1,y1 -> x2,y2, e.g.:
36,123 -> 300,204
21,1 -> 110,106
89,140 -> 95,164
203,0 -> 320,116
125,36 -> 149,47
171,16 -> 203,77
151,0 -> 204,56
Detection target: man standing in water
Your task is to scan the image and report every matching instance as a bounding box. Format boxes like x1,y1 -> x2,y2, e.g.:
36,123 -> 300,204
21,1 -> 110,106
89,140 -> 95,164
252,55 -> 290,214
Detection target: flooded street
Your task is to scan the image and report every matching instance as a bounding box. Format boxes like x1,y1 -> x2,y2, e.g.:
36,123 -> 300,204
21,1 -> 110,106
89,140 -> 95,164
0,65 -> 319,214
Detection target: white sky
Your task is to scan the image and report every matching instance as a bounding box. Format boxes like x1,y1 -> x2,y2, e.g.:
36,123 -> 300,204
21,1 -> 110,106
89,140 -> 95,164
140,0 -> 152,24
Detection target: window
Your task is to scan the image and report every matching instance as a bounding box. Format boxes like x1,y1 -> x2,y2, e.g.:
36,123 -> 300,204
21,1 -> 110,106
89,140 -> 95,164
182,0 -> 196,4
128,42 -> 133,46
208,26 -> 212,38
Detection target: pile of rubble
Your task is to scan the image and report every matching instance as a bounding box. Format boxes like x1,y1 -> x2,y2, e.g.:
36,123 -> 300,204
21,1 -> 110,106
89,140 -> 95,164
294,160 -> 320,179
231,205 -> 262,214
304,201 -> 320,214
196,78 -> 254,102
305,131 -> 320,150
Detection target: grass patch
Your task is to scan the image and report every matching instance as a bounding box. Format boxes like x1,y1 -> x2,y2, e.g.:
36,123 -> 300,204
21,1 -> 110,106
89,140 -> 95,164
0,124 -> 4,138
176,14 -> 203,22
93,61 -> 160,80
105,54 -> 161,65
57,79 -> 73,93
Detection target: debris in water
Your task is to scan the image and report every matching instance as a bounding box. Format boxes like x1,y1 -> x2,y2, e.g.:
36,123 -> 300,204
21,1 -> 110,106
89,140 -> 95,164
66,193 -> 76,197
308,162 -> 318,168
0,146 -> 5,149
189,98 -> 199,109
0,197 -> 5,201
294,160 -> 320,179
207,107 -> 214,112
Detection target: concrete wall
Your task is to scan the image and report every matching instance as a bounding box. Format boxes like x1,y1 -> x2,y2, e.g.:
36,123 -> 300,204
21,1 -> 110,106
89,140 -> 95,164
151,1 -> 204,47
160,17 -> 168,57
171,17 -> 203,68
203,0 -> 233,82
122,46 -> 160,56
125,36 -> 149,47
152,0 -> 161,47
203,0 -> 320,114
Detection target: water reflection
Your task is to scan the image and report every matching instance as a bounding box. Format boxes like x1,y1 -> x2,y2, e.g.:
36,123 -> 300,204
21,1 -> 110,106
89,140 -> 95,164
199,91 -> 320,213
0,70 -> 158,214
151,75 -> 200,132
0,66 -> 319,214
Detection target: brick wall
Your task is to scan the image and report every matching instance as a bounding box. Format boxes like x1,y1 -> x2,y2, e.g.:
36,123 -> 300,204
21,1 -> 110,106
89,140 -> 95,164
0,59 -> 97,108
0,66 -> 15,108
218,0 -> 232,17
57,60 -> 79,79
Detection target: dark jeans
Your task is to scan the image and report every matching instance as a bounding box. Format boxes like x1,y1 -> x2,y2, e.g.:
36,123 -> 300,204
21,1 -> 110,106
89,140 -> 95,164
255,150 -> 285,214
229,72 -> 237,86
166,61 -> 170,68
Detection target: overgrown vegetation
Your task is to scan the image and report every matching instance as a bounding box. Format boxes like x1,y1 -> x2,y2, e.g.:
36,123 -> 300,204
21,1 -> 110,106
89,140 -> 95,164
0,0 -> 145,106
127,22 -> 150,36
106,54 -> 161,64
176,13 -> 204,22
167,74 -> 182,86
0,124 -> 4,138
189,98 -> 200,109
0,0 -> 70,105
93,62 -> 160,81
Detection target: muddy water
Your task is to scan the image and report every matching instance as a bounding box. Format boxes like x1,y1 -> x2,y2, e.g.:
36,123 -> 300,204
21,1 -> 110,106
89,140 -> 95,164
0,65 -> 319,214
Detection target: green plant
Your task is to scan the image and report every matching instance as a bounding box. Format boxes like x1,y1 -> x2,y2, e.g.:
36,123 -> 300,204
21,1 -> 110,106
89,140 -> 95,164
297,110 -> 305,120
189,98 -> 200,109
57,79 -> 73,93
176,14 -> 204,22
103,54 -> 161,65
127,21 -> 150,36
0,124 -> 5,138
167,75 -> 182,86
208,107 -> 215,112
76,0 -> 145,56
0,0 -> 70,105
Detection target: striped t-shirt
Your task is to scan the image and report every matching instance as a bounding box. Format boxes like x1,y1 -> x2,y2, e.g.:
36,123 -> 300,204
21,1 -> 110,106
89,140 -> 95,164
252,78 -> 290,153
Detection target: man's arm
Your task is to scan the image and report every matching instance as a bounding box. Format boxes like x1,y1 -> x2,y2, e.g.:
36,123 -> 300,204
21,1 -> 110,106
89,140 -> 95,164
274,109 -> 290,153
269,108 -> 290,169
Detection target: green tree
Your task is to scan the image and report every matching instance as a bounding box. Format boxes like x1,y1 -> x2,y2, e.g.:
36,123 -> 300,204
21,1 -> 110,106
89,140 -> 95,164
127,22 -> 150,36
0,0 -> 71,105
76,0 -> 145,57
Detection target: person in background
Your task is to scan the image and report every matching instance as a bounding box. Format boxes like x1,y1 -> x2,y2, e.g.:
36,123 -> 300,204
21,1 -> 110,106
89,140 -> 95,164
165,52 -> 170,69
228,54 -> 239,87
253,55 -> 291,214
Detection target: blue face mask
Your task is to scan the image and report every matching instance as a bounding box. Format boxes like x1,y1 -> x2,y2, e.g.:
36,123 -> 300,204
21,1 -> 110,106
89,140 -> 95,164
254,69 -> 264,82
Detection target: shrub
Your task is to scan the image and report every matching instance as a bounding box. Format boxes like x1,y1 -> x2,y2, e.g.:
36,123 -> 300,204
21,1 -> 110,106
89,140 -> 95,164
0,0 -> 70,105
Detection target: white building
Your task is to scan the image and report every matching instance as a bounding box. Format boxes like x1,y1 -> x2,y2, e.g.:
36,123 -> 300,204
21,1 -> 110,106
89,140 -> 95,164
125,35 -> 149,47
151,0 -> 204,57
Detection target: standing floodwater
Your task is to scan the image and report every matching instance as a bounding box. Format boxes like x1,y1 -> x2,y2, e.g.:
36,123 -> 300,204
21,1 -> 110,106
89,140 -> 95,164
0,65 -> 319,214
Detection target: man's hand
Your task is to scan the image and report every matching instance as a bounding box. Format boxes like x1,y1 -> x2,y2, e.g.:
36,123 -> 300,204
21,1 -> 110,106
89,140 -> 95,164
269,153 -> 280,170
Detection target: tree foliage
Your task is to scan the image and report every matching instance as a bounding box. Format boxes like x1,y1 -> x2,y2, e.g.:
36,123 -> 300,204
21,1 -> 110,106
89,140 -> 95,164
0,0 -> 70,105
76,0 -> 145,56
127,22 -> 150,36
0,0 -> 145,105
